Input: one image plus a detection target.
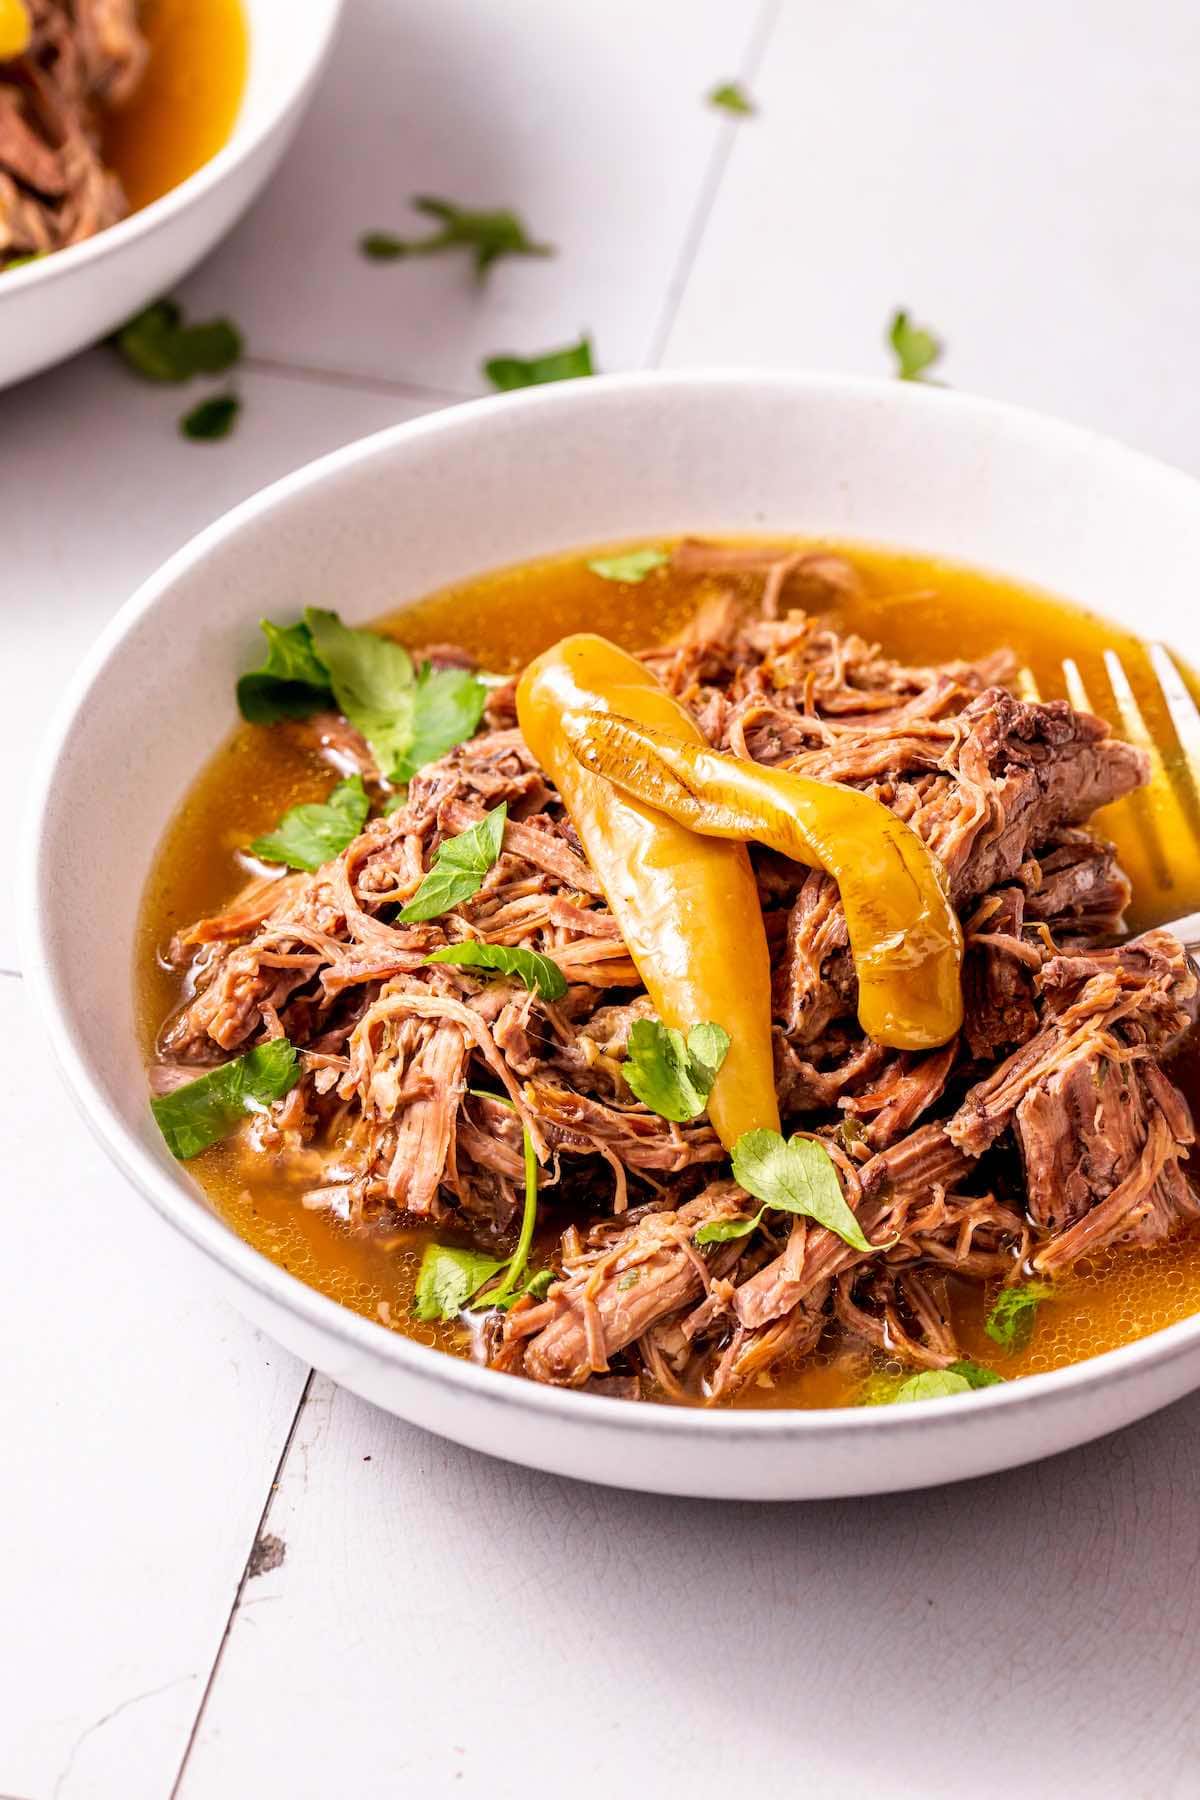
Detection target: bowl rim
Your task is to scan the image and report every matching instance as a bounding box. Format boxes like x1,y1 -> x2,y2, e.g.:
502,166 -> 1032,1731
23,365 -> 1200,1441
0,0 -> 344,299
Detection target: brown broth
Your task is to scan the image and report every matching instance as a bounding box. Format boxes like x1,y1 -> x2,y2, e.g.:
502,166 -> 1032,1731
136,538 -> 1200,1406
102,0 -> 247,213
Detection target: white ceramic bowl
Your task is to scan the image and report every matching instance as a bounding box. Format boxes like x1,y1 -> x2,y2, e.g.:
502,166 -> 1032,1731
23,371 -> 1200,1499
0,0 -> 342,391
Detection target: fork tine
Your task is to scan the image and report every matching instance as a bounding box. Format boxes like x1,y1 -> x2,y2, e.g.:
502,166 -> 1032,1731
1147,643 -> 1200,796
1061,657 -> 1090,715
1102,647 -> 1200,899
1064,653 -> 1173,894
1103,649 -> 1158,755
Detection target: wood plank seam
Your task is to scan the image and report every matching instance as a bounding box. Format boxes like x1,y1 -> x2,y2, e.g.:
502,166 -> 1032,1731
644,0 -> 784,368
241,353 -> 472,408
167,1368 -> 315,1797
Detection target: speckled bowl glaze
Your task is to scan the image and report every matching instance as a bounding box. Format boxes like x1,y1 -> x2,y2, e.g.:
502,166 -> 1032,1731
0,0 -> 342,391
23,371 -> 1200,1498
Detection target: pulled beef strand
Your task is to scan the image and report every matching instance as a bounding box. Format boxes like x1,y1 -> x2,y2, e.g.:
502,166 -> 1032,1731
0,0 -> 146,266
156,583 -> 1199,1402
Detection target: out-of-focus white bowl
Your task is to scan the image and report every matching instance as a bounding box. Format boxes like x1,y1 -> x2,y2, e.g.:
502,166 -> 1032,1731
0,0 -> 342,390
22,371 -> 1200,1499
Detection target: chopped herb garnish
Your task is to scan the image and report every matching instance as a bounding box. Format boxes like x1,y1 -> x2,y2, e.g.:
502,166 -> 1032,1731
5,249 -> 46,271
708,80 -> 755,115
835,1114 -> 867,1152
415,1087 -> 542,1320
470,1112 -> 539,1310
398,804 -> 507,923
624,1018 -> 730,1124
860,1358 -> 1003,1406
587,547 -> 669,584
180,393 -> 240,441
306,607 -> 419,782
891,1368 -> 974,1403
425,940 -> 567,1001
483,336 -> 594,392
248,775 -> 369,871
617,1271 -> 641,1291
412,1244 -> 508,1322
115,298 -> 243,383
948,1358 -> 1004,1390
399,661 -> 490,783
693,1209 -> 765,1246
360,196 -> 553,280
727,1129 -> 885,1254
237,619 -> 332,724
888,308 -> 943,382
235,609 -> 487,783
985,1280 -> 1054,1353
150,1038 -> 300,1160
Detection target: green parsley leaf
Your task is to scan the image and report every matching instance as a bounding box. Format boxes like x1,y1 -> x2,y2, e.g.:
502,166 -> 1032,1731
425,941 -> 567,1001
835,1113 -> 867,1153
891,1368 -> 974,1403
587,547 -> 669,584
888,308 -> 943,382
396,663 -> 488,783
469,1119 -> 539,1310
413,1243 -> 507,1321
360,196 -> 552,280
483,336 -> 594,392
439,1090 -> 544,1315
180,393 -> 240,441
472,1268 -> 556,1313
236,619 -> 333,724
360,233 -> 407,260
115,298 -> 243,382
708,80 -> 755,115
731,1129 -> 881,1254
467,1087 -> 513,1107
948,1358 -> 1005,1390
150,1039 -> 300,1160
399,804 -> 507,923
305,607 -> 417,781
984,1281 -> 1054,1353
236,609 -> 487,778
694,1206 -> 766,1246
4,250 -> 46,271
248,775 -> 369,871
623,1018 -> 729,1124
858,1358 -> 1003,1406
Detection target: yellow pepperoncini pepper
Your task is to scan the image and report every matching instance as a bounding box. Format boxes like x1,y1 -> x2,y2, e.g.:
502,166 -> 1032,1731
0,0 -> 31,57
516,635 -> 780,1147
562,709 -> 963,1053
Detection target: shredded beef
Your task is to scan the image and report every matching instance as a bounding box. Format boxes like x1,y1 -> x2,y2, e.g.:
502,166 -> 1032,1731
0,0 -> 146,266
155,571 -> 1200,1402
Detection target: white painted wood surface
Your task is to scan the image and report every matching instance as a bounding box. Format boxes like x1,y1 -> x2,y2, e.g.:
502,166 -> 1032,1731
5,2 -> 1200,1795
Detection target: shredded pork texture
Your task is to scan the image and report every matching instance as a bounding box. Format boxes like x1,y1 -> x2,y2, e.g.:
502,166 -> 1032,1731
0,0 -> 145,266
155,556 -> 1200,1402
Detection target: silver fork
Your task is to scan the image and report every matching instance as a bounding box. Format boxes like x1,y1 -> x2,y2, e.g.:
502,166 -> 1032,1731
1015,643 -> 1200,954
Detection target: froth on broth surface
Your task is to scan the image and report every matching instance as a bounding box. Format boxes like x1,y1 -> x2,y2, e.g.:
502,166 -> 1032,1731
102,0 -> 247,211
137,538 -> 1200,1407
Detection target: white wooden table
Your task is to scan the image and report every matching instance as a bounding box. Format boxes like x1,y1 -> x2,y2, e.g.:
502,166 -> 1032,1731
6,4 -> 1200,1794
